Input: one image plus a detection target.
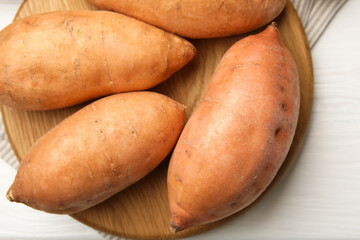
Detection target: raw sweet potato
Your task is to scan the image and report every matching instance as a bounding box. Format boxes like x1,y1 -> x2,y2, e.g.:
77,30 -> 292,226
167,23 -> 300,231
0,11 -> 195,110
87,0 -> 286,39
6,91 -> 185,214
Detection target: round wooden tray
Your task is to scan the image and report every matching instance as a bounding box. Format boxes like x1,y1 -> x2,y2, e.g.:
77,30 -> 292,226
1,0 -> 313,239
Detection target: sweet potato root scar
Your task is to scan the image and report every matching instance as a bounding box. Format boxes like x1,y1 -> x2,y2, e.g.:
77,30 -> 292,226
170,221 -> 183,233
6,190 -> 14,202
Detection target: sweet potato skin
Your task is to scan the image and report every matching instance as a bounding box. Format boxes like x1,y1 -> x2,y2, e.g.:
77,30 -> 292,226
7,91 -> 185,214
0,11 -> 195,110
167,24 -> 300,231
88,0 -> 286,39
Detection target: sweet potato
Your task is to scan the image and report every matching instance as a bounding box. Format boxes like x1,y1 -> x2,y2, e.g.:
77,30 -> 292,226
87,0 -> 286,39
167,23 -> 300,231
6,91 -> 185,214
0,11 -> 195,110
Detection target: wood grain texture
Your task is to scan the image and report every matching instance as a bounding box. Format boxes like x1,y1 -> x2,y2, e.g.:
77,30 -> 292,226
0,0 -> 313,239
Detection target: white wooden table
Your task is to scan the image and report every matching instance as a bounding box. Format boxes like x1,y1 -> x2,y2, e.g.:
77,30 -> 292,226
1,0 -> 359,239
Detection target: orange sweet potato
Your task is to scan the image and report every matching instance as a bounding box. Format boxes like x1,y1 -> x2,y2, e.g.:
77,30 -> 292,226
7,91 -> 185,214
0,11 -> 195,110
87,0 -> 286,39
167,23 -> 300,231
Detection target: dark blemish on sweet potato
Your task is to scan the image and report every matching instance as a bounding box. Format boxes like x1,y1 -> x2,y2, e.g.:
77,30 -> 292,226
99,129 -> 105,141
236,193 -> 241,199
281,103 -> 287,111
275,128 -> 281,136
185,150 -> 190,158
279,85 -> 284,92
231,202 -> 237,207
129,126 -> 137,137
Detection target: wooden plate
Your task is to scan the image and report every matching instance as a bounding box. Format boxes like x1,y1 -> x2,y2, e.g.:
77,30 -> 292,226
1,0 -> 313,239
